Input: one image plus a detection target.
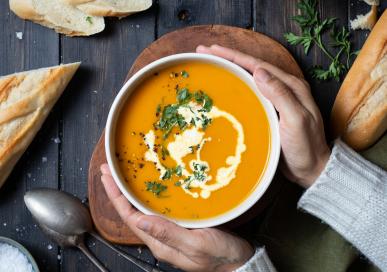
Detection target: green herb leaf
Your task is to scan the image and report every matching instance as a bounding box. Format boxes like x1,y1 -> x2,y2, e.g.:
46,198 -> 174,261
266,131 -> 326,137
156,104 -> 161,115
175,165 -> 183,177
161,146 -> 169,160
145,181 -> 167,197
86,16 -> 93,24
194,91 -> 213,112
162,168 -> 173,180
284,0 -> 357,81
181,70 -> 189,78
177,88 -> 192,104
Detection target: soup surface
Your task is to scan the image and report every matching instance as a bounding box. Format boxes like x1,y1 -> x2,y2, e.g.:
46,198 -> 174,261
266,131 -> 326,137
115,61 -> 270,219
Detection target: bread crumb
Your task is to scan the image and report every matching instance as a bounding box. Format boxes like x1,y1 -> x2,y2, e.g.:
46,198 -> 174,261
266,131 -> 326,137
47,244 -> 53,250
53,137 -> 61,144
350,5 -> 378,30
15,32 -> 23,40
42,157 -> 47,163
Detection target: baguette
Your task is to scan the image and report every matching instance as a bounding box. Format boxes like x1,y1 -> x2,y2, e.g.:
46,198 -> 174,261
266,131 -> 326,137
9,0 -> 105,36
331,10 -> 387,150
62,0 -> 152,17
0,63 -> 80,189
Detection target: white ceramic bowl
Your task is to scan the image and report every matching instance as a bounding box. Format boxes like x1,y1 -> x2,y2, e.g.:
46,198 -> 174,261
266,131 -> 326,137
105,53 -> 280,228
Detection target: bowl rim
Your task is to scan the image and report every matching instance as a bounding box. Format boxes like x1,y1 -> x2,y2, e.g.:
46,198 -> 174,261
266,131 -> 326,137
105,53 -> 280,228
0,236 -> 40,272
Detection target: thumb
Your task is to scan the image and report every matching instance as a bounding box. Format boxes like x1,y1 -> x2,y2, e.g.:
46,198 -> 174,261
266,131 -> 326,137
136,215 -> 198,251
254,68 -> 301,120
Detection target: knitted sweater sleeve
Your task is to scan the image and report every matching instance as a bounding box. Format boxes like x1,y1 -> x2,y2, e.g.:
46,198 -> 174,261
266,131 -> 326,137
298,139 -> 387,270
236,139 -> 387,271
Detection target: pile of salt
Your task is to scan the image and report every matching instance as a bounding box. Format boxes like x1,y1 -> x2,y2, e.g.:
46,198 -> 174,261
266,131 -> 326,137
0,242 -> 34,272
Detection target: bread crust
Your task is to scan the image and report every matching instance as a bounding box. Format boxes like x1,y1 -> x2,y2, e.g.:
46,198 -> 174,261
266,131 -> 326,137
64,0 -> 152,17
9,0 -> 104,36
331,11 -> 387,150
0,63 -> 80,189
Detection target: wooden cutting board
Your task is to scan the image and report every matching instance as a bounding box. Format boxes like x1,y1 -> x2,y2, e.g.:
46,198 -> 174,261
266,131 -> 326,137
88,25 -> 303,245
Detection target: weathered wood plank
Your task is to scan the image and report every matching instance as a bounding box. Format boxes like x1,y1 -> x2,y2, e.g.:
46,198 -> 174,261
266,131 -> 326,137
157,0 -> 252,36
59,10 -> 157,272
0,3 -> 60,272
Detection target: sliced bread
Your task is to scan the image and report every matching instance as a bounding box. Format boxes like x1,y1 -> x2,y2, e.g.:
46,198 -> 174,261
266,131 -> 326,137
10,0 -> 105,36
62,0 -> 152,17
0,63 -> 80,189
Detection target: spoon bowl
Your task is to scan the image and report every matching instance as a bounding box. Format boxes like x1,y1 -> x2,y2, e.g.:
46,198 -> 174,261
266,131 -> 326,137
24,188 -> 162,272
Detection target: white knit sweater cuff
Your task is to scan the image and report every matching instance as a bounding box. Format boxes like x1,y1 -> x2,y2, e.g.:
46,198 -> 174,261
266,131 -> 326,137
234,248 -> 276,272
298,139 -> 385,234
298,139 -> 387,269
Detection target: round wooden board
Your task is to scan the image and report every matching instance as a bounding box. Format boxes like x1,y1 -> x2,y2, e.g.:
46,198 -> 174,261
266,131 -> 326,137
88,25 -> 303,245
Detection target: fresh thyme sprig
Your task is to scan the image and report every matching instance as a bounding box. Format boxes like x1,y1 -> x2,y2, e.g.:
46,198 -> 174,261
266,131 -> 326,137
284,0 -> 357,81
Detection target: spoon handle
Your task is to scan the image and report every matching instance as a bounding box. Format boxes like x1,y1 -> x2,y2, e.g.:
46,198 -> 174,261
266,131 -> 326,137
78,241 -> 109,272
91,231 -> 163,272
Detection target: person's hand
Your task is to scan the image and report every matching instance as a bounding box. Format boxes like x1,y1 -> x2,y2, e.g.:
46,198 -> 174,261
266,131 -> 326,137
196,44 -> 330,188
100,164 -> 254,272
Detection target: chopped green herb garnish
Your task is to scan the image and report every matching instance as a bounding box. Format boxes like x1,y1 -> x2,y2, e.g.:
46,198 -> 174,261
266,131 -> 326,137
177,88 -> 192,104
162,168 -> 173,180
175,165 -> 183,177
145,181 -> 167,197
192,162 -> 208,182
181,70 -> 189,78
174,181 -> 182,186
184,176 -> 192,189
161,146 -> 169,160
201,114 -> 212,130
156,104 -> 186,139
86,16 -> 93,24
194,91 -> 213,112
156,104 -> 161,115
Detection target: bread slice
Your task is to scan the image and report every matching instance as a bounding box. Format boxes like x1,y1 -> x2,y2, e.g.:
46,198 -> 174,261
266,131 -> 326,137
331,11 -> 387,150
9,0 -> 105,36
350,5 -> 378,30
62,0 -> 152,17
0,63 -> 80,189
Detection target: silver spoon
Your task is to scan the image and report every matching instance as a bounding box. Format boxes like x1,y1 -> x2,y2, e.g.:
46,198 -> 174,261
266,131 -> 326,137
24,188 -> 162,272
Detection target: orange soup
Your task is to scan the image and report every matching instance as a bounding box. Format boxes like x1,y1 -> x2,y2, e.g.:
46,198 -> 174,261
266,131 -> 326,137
115,61 -> 270,219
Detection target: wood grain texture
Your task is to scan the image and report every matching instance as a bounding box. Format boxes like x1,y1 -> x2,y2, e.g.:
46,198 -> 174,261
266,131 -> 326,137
88,25 -> 303,247
255,0 -> 348,138
0,0 -> 379,271
0,3 -> 60,271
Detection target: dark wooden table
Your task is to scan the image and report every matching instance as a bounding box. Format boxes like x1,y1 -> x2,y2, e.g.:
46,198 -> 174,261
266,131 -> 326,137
0,1 -> 385,271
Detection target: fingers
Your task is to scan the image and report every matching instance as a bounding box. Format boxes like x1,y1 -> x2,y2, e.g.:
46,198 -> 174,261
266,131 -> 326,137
197,44 -> 258,73
136,215 -> 200,253
100,165 -> 141,228
196,44 -> 318,113
100,163 -> 198,268
254,68 -> 302,122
